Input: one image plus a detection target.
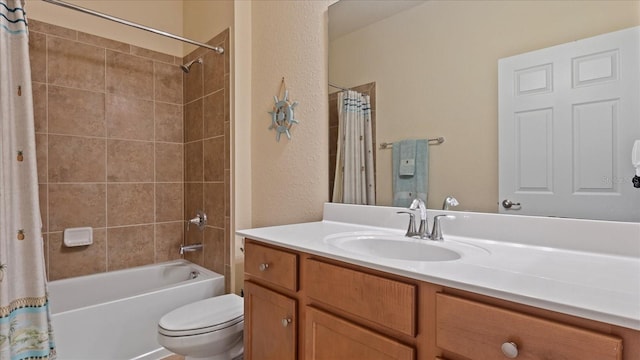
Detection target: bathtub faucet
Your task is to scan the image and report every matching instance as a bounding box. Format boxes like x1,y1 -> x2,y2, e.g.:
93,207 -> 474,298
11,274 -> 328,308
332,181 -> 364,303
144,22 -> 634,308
180,243 -> 203,255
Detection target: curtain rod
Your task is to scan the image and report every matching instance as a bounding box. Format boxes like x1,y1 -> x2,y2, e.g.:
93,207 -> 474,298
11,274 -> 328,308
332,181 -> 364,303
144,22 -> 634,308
41,0 -> 224,54
329,82 -> 350,91
379,137 -> 445,149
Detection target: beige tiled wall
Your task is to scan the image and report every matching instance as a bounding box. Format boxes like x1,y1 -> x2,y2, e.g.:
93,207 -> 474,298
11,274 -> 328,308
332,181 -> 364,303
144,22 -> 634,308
31,20 -> 231,287
30,19 -> 185,280
181,30 -> 231,291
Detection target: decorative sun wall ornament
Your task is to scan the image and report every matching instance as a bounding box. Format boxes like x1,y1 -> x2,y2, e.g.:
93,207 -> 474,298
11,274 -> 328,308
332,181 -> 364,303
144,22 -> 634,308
268,77 -> 300,141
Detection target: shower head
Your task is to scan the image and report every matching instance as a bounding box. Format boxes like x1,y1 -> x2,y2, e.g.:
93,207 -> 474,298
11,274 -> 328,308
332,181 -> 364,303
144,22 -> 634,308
181,58 -> 203,73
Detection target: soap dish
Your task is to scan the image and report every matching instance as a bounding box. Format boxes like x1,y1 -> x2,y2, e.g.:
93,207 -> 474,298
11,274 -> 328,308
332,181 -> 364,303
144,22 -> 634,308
63,227 -> 93,247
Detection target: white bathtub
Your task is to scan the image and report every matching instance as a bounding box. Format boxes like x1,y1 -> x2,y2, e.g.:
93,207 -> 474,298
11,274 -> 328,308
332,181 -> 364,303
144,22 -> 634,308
48,260 -> 225,360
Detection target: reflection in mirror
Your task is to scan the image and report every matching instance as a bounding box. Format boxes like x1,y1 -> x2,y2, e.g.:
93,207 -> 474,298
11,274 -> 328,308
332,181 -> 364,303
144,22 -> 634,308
328,0 -> 640,222
329,82 -> 377,205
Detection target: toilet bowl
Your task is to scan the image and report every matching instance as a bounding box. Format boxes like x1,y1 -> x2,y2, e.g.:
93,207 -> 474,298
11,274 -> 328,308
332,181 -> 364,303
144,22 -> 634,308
158,294 -> 244,360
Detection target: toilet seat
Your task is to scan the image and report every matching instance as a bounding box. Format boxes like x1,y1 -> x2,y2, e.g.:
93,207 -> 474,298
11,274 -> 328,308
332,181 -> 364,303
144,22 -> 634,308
159,294 -> 244,337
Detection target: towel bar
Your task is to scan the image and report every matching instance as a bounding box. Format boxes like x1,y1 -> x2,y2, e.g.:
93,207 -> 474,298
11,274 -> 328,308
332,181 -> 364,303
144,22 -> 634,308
379,137 -> 445,149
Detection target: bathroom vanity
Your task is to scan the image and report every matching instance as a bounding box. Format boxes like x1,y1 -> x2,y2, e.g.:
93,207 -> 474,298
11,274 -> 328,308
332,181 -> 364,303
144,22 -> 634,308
238,203 -> 640,360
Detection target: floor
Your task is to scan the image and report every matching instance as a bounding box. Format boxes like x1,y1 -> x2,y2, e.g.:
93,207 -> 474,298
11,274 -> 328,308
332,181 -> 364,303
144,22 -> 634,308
162,355 -> 184,360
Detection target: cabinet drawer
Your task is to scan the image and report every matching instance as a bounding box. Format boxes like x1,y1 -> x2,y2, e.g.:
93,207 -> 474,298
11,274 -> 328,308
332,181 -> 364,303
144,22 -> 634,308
305,259 -> 416,337
436,293 -> 623,360
305,306 -> 414,360
245,241 -> 298,291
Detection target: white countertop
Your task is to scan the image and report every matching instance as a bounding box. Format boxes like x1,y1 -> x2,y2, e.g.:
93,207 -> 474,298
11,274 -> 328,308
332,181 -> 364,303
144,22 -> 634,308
237,203 -> 640,331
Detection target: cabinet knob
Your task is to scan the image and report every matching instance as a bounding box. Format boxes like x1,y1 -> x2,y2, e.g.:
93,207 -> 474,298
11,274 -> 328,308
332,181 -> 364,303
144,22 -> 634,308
258,263 -> 269,271
281,317 -> 292,327
501,341 -> 519,358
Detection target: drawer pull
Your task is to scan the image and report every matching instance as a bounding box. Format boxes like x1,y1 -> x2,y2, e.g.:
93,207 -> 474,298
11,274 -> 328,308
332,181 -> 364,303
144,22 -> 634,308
281,317 -> 292,327
501,342 -> 519,358
258,263 -> 269,271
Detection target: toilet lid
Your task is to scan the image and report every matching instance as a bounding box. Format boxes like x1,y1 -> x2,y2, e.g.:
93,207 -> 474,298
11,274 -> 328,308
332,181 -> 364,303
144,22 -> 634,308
159,294 -> 244,337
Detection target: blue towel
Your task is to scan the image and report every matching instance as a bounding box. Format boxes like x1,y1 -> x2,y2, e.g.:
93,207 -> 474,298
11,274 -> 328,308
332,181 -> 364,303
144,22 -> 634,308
399,140 -> 416,176
393,139 -> 428,207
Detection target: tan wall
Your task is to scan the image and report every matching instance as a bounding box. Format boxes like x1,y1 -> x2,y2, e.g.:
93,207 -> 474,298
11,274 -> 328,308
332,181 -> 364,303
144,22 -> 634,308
250,1 -> 329,227
182,0 -> 234,55
231,1 -> 252,293
329,0 -> 640,212
29,20 -> 185,280
26,0 -> 184,57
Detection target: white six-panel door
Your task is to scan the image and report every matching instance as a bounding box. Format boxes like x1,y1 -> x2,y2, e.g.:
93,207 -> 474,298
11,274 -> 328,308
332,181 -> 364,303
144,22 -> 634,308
499,26 -> 640,221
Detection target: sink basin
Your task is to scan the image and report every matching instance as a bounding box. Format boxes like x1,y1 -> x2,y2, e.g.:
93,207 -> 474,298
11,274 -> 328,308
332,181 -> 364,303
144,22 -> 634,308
324,232 -> 463,262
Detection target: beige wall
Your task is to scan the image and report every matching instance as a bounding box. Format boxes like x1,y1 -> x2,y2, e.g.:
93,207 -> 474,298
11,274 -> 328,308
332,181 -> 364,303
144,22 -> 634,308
26,0 -> 184,57
250,1 -> 329,227
329,1 -> 640,212
182,0 -> 233,55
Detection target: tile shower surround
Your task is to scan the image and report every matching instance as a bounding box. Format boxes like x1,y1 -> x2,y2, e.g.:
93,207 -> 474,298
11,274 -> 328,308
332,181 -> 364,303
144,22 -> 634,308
30,19 -> 231,289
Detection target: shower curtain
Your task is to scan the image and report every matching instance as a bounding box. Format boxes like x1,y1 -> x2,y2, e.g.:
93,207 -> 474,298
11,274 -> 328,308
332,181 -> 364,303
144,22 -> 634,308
0,1 -> 56,359
332,90 -> 375,205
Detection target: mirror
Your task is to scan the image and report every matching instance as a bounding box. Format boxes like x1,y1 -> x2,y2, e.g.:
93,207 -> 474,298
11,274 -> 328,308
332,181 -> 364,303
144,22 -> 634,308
328,0 -> 640,221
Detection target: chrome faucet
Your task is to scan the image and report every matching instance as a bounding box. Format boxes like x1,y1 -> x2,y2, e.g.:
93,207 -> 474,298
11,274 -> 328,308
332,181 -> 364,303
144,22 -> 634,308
409,198 -> 429,238
442,196 -> 459,210
396,198 -> 429,239
398,198 -> 455,240
179,243 -> 203,255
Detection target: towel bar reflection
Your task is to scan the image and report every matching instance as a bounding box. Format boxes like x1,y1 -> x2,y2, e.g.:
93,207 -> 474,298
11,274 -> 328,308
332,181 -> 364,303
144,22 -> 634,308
379,137 -> 445,149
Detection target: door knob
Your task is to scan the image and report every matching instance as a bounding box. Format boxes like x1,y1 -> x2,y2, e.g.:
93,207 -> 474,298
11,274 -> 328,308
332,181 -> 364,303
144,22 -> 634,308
501,199 -> 521,209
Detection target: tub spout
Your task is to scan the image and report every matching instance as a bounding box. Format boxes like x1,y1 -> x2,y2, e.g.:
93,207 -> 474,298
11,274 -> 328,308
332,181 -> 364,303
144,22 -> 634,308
179,243 -> 203,255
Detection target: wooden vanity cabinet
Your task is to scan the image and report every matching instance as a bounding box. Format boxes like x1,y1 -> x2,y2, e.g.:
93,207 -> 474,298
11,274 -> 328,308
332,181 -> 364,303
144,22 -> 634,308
243,238 -> 639,360
244,239 -> 423,359
244,241 -> 299,360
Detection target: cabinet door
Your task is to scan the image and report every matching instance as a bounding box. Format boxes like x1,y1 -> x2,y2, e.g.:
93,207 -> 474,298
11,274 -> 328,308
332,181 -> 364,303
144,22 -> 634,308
244,281 -> 296,360
305,306 -> 414,360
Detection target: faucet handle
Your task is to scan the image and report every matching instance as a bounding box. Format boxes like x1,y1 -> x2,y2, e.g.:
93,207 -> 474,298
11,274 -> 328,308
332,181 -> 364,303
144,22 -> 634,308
187,210 -> 207,231
396,211 -> 417,236
430,214 -> 454,241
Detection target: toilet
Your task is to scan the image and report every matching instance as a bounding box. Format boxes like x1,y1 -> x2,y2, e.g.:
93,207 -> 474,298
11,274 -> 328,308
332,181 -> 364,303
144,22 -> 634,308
158,294 -> 244,360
